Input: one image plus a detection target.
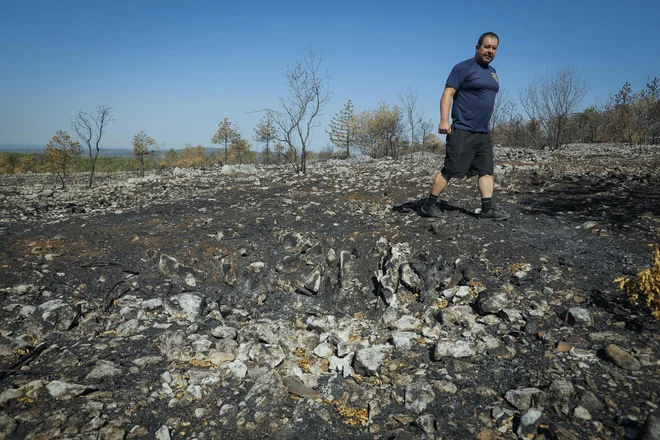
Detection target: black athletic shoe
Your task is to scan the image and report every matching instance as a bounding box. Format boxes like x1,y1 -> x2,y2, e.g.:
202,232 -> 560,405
421,202 -> 447,218
479,208 -> 510,221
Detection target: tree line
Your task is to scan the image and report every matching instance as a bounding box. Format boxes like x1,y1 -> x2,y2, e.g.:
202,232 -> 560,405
2,52 -> 658,180
491,68 -> 660,149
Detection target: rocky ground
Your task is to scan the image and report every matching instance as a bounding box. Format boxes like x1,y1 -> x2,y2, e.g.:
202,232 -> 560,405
0,144 -> 659,440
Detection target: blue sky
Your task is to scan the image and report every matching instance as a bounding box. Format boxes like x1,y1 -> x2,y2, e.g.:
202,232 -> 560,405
1,0 -> 658,151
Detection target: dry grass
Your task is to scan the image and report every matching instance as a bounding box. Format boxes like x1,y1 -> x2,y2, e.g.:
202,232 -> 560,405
615,244 -> 660,319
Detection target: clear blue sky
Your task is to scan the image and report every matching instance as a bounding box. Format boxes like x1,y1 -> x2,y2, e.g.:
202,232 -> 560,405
1,0 -> 658,151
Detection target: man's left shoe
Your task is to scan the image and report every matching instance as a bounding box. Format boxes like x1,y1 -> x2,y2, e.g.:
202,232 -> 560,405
479,208 -> 510,221
420,202 -> 447,218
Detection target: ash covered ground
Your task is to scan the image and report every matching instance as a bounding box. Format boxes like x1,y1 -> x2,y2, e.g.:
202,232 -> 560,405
0,144 -> 659,440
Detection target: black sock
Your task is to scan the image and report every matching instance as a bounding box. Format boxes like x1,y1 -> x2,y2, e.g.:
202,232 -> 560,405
426,193 -> 439,205
481,198 -> 493,212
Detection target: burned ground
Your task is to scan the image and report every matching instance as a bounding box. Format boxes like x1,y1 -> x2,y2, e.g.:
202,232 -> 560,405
0,144 -> 659,439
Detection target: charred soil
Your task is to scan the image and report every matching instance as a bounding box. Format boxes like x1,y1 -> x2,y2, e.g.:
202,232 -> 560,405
0,145 -> 659,439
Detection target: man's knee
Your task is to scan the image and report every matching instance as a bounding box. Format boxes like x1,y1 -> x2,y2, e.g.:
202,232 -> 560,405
435,170 -> 452,182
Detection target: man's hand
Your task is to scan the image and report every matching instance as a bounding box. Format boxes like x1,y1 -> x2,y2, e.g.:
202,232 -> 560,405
438,120 -> 452,135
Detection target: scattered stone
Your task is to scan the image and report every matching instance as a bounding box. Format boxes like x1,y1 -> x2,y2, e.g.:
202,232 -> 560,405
547,422 -> 580,440
283,376 -> 321,398
556,340 -> 573,352
313,342 -> 335,358
132,356 -> 163,368
158,254 -> 195,281
155,425 -> 171,440
642,406 -> 660,440
391,315 -> 423,331
566,307 -> 594,326
116,318 -> 140,337
605,344 -> 641,371
569,347 -> 596,360
211,326 -> 238,339
128,425 -> 150,438
475,290 -> 510,315
433,380 -> 458,394
413,414 -> 436,435
1,151 -> 659,440
573,405 -> 592,420
391,331 -> 418,349
433,339 -> 476,359
85,360 -> 123,380
504,388 -> 545,411
337,340 -> 369,357
549,380 -> 575,398
354,345 -> 391,376
249,344 -> 285,369
487,344 -> 516,359
245,370 -> 288,408
0,415 -> 17,438
583,221 -> 599,229
440,306 -> 476,329
517,408 -> 543,438
588,331 -> 628,342
405,380 -> 435,414
0,388 -> 21,406
226,360 -> 248,379
28,299 -> 76,338
46,381 -> 96,400
329,353 -> 355,378
282,232 -> 306,253
167,292 -> 205,321
579,391 -> 604,413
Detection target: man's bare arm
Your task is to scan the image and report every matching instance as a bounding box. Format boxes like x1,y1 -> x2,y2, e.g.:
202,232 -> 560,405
438,87 -> 456,135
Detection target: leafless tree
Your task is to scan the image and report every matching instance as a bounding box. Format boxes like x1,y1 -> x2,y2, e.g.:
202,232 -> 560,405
373,102 -> 405,159
519,66 -> 589,149
264,46 -> 331,174
490,88 -> 515,132
419,118 -> 433,151
398,85 -> 423,159
71,105 -> 114,187
490,88 -> 521,146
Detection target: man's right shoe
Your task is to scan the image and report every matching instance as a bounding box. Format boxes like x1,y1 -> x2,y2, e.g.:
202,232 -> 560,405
421,202 -> 447,218
479,208 -> 510,221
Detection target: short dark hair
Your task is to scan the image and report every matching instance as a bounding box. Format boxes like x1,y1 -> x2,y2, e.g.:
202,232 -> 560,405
478,32 -> 499,46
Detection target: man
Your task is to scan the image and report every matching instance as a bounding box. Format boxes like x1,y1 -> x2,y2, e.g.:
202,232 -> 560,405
421,32 -> 509,221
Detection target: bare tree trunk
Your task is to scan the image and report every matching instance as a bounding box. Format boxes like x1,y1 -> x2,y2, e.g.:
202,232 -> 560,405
263,46 -> 330,175
56,172 -> 65,189
519,66 -> 589,150
399,85 -> 422,160
71,105 -> 113,188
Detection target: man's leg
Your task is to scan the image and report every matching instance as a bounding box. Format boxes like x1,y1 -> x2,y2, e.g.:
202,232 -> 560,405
477,173 -> 509,220
421,171 -> 451,218
477,174 -> 493,199
431,171 -> 450,197
421,130 -> 469,218
421,171 -> 450,218
469,134 -> 509,220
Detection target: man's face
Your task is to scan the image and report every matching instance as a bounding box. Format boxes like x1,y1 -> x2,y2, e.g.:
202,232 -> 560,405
475,36 -> 498,65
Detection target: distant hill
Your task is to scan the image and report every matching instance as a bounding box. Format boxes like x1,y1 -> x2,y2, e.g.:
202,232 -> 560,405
0,144 -> 225,158
0,145 -> 45,155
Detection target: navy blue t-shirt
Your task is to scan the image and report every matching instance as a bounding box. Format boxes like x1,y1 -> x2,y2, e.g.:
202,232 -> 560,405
446,58 -> 499,133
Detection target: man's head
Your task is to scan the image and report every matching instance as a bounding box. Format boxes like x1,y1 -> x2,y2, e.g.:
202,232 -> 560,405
474,32 -> 499,65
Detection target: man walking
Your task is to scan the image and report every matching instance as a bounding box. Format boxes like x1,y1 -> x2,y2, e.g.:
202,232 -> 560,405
421,32 -> 509,220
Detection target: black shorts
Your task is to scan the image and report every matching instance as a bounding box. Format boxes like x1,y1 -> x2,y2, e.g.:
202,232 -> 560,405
441,128 -> 494,178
